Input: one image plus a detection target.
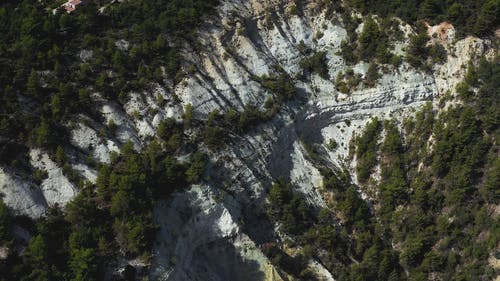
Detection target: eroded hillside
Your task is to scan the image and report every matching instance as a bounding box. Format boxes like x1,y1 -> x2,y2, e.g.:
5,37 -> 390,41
0,0 -> 498,281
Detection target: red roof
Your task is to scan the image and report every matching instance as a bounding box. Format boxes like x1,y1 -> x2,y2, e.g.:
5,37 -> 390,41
69,0 -> 82,5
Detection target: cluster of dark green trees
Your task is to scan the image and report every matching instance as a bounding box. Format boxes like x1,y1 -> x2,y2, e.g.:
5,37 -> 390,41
336,0 -> 498,75
0,0 -> 219,167
202,71 -> 297,150
265,57 -> 498,281
1,0 -> 218,279
338,10 -> 405,67
267,169 -> 405,280
267,179 -> 313,236
371,57 -> 498,281
369,58 -> 499,279
338,7 -> 448,74
0,202 -> 10,247
353,117 -> 381,183
1,138 -> 206,280
299,51 -> 329,79
349,0 -> 499,37
340,17 -> 399,65
405,22 -> 448,69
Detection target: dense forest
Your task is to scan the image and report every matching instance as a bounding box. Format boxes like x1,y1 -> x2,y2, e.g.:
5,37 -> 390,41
0,0 -> 219,280
0,138 -> 207,280
0,0 -> 218,166
348,0 -> 500,37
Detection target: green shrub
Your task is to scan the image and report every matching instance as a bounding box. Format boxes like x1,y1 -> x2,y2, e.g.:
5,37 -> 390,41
203,125 -> 226,150
300,51 -> 329,79
364,62 -> 379,87
326,139 -> 338,151
406,26 -> 430,68
358,18 -> 383,61
354,118 -> 381,182
185,152 -> 206,183
33,169 -> 48,185
183,103 -> 194,124
0,200 -> 11,243
267,180 -> 314,235
429,43 -> 447,64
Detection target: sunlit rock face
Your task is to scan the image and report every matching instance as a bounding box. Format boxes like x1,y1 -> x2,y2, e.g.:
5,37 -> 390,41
0,167 -> 47,218
0,149 -> 77,218
147,1 -> 492,280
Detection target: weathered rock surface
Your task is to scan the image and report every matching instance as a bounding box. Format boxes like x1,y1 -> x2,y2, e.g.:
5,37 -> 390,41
29,148 -> 77,207
0,148 -> 79,218
148,1 -> 491,280
151,184 -> 275,281
0,167 -> 47,218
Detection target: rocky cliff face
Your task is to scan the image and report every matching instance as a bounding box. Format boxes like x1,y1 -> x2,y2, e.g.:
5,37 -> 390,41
0,0 -> 493,280
150,2 -> 491,279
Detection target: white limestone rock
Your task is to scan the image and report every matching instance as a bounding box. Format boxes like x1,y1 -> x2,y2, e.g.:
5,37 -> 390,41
435,36 -> 490,97
0,167 -> 47,218
309,259 -> 336,281
102,102 -> 142,149
29,149 -> 77,207
115,39 -> 130,51
72,163 -> 98,184
322,119 -> 365,167
70,122 -> 119,163
289,141 -> 326,208
70,121 -> 100,151
151,184 -> 275,281
78,49 -> 93,62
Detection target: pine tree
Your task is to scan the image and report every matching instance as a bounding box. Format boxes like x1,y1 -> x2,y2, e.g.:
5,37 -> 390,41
26,68 -> 38,96
0,201 -> 11,243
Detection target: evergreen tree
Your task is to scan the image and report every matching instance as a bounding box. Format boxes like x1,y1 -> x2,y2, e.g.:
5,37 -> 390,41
0,201 -> 11,243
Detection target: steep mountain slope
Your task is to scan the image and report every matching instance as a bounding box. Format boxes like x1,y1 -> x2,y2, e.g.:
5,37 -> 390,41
0,0 -> 498,281
143,2 -> 495,280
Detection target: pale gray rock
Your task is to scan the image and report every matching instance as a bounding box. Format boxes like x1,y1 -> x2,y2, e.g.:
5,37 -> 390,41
0,167 -> 47,218
115,39 -> 130,51
78,49 -> 93,62
29,149 -> 77,208
146,2 -> 492,280
151,184 -> 273,281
